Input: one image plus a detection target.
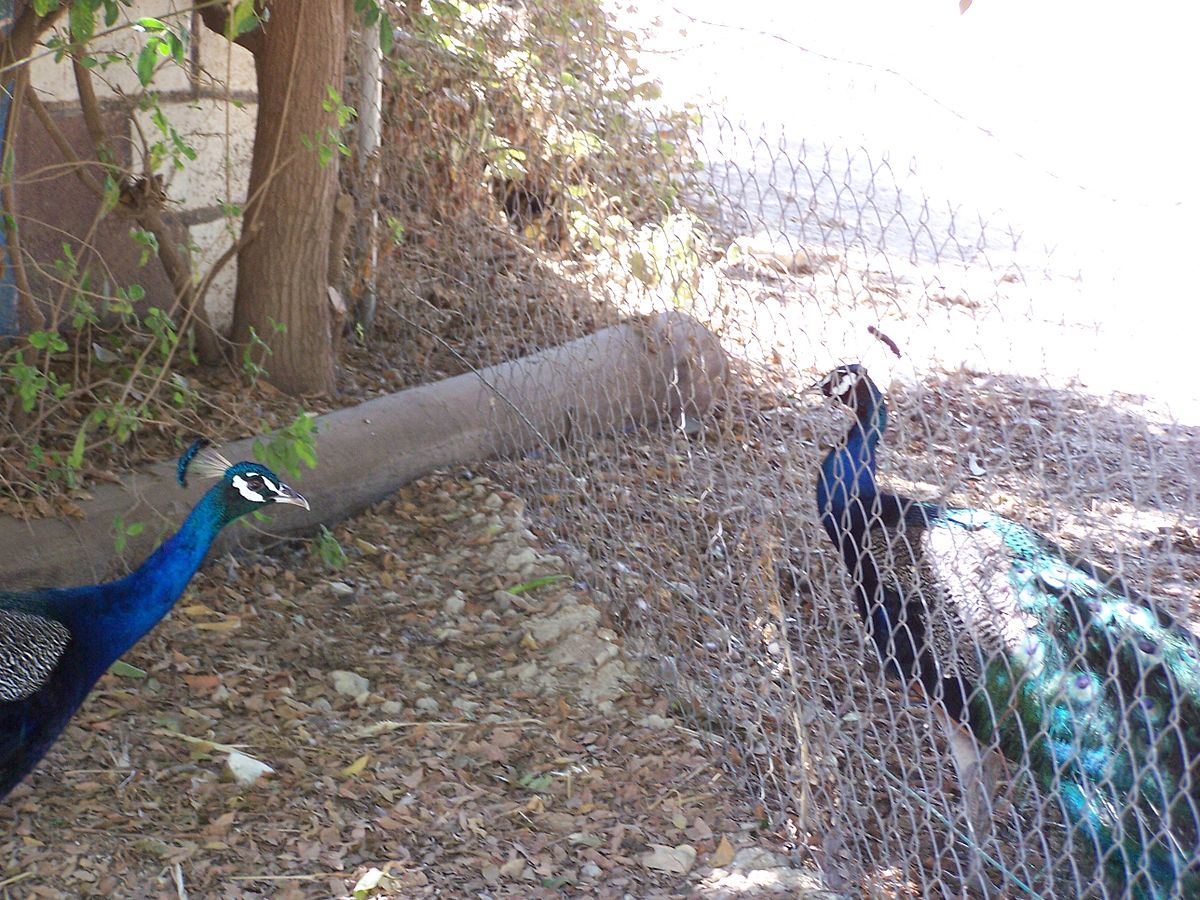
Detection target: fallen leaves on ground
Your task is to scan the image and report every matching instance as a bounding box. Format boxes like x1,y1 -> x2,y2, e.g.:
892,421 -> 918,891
0,471 -> 809,898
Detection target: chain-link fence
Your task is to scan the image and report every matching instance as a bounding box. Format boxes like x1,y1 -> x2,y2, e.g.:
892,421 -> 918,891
4,0 -> 1190,894
361,3 -> 1198,897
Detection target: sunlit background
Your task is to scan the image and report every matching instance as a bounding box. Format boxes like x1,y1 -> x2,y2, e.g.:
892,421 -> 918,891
628,0 -> 1198,416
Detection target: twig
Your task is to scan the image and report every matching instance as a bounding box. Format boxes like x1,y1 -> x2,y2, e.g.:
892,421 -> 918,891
173,863 -> 188,900
0,872 -> 34,890
226,872 -> 346,882
21,89 -> 109,198
72,57 -> 225,365
151,728 -> 248,754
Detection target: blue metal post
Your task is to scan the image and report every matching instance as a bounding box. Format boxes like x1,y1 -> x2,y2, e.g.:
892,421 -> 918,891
0,0 -> 21,336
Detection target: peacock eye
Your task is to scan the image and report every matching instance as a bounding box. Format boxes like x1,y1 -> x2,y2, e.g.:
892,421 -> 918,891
247,474 -> 264,490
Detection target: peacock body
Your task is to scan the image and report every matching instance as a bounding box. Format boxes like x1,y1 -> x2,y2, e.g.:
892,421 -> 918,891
815,364 -> 1200,898
0,441 -> 309,800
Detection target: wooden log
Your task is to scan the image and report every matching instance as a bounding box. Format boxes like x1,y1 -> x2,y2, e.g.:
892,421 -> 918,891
0,311 -> 727,589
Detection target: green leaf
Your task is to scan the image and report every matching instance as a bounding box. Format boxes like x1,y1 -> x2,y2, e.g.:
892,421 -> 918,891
136,45 -> 157,86
67,425 -> 88,471
109,660 -> 148,679
136,16 -> 167,31
68,2 -> 96,42
32,0 -> 58,16
519,772 -> 554,792
380,17 -> 393,55
506,574 -> 569,595
229,0 -> 260,38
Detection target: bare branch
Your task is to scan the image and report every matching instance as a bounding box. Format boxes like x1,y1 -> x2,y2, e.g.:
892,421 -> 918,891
23,89 -> 109,198
0,3 -> 68,74
70,51 -> 109,153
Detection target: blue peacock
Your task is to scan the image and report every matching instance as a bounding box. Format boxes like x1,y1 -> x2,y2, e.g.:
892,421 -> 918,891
815,363 -> 1200,898
0,440 -> 309,800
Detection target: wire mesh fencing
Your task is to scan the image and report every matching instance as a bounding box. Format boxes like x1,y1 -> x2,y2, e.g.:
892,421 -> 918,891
360,2 -> 1200,897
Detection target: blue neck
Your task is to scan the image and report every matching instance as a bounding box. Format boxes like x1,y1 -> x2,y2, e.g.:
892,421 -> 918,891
58,487 -> 230,671
818,389 -> 887,524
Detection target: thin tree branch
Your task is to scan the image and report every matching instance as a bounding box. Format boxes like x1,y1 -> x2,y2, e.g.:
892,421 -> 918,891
71,52 -> 108,153
22,88 -> 109,198
0,4 -> 68,75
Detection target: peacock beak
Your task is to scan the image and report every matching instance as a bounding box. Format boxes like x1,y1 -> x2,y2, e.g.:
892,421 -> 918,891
275,485 -> 310,510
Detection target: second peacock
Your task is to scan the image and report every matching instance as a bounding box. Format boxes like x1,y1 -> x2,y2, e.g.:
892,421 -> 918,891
0,440 -> 309,801
815,364 -> 1200,899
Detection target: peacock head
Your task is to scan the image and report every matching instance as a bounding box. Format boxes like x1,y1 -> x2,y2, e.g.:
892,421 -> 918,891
815,364 -> 880,415
177,439 -> 310,522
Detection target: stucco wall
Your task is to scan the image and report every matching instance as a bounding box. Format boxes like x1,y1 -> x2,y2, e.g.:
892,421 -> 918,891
11,1 -> 257,334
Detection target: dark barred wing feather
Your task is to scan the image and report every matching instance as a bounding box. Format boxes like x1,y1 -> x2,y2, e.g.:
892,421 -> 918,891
0,608 -> 71,702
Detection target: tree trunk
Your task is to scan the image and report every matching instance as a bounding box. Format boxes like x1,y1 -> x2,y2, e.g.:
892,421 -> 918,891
233,0 -> 347,395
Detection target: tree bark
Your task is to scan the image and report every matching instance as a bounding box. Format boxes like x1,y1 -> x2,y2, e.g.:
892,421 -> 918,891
232,0 -> 347,395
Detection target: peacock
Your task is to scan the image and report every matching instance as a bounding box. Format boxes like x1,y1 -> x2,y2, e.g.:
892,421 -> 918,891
0,440 -> 309,800
815,363 -> 1200,898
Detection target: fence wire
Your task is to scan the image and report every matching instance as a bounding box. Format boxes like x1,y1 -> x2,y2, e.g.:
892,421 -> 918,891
360,3 -> 1198,897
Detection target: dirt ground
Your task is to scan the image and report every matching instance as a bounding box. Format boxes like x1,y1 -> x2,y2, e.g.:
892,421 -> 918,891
0,470 -> 840,899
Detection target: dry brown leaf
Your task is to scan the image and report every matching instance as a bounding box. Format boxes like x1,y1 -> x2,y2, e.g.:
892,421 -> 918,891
641,843 -> 697,875
710,836 -> 735,868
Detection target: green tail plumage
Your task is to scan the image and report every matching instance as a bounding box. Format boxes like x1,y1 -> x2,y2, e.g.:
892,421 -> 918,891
944,509 -> 1200,898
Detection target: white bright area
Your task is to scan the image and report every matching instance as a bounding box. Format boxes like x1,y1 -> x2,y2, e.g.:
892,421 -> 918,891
628,0 -> 1200,418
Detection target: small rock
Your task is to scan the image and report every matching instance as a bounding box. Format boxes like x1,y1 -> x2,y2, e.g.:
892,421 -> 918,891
499,858 -> 526,878
641,843 -> 697,875
504,547 -> 540,572
594,643 -> 619,666
443,592 -> 467,616
451,697 -> 479,714
415,696 -> 440,712
381,700 -> 403,715
639,714 -> 674,730
512,661 -> 539,682
580,862 -> 602,879
327,581 -> 354,596
732,847 -> 790,870
483,492 -> 504,509
225,749 -> 274,786
312,697 -> 333,713
330,670 -> 370,697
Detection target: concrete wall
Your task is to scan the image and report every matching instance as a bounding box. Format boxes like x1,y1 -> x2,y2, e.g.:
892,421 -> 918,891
8,1 -> 257,334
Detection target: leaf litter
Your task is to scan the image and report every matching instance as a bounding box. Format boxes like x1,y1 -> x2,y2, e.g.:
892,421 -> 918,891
0,469 -> 828,898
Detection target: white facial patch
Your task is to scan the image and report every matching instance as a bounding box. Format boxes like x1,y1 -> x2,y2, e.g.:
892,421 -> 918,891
232,474 -> 266,503
261,476 -> 279,494
830,371 -> 858,398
